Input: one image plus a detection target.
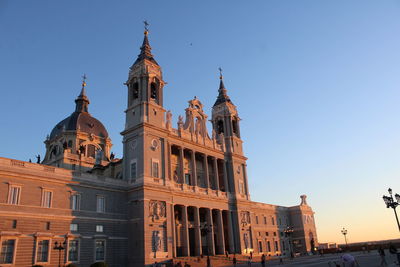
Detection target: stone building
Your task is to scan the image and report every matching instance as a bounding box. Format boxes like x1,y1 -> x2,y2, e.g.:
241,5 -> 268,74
0,28 -> 318,266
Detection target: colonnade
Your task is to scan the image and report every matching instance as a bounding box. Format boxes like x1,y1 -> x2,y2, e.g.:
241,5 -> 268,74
173,205 -> 235,257
170,145 -> 229,192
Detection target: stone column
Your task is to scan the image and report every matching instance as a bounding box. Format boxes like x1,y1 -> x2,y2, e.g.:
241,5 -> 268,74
182,206 -> 190,256
216,209 -> 226,254
172,204 -> 177,257
206,209 -> 215,255
194,207 -> 202,256
203,154 -> 210,188
213,158 -> 220,191
191,150 -> 197,186
226,211 -> 235,253
179,147 -> 185,184
222,160 -> 229,192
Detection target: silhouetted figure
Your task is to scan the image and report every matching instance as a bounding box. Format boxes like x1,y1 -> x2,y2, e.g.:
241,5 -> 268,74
261,253 -> 266,267
29,159 -> 32,163
233,254 -> 237,266
247,256 -> 252,266
36,155 -> 41,164
184,262 -> 190,267
250,251 -> 253,259
206,255 -> 211,267
110,152 -> 115,160
225,250 -> 229,258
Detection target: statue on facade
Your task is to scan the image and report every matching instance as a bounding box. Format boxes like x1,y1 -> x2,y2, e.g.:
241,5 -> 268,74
178,115 -> 184,129
149,200 -> 166,221
166,110 -> 172,130
36,154 -> 41,164
95,148 -> 103,165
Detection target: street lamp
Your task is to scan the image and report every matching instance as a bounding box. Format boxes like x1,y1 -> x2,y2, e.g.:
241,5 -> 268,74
53,240 -> 66,267
341,228 -> 348,247
382,188 -> 400,232
283,226 -> 294,259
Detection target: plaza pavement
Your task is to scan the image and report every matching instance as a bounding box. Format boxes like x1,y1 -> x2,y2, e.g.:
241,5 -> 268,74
225,251 -> 399,267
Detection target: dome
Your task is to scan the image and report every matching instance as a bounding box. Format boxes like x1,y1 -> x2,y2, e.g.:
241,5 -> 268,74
50,112 -> 109,140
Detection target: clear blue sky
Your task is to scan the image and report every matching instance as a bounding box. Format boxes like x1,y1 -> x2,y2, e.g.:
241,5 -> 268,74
1,0 -> 400,243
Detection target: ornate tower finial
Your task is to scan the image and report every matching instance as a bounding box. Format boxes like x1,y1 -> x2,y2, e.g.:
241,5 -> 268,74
81,73 -> 87,94
143,20 -> 149,35
75,74 -> 90,113
219,67 -> 223,80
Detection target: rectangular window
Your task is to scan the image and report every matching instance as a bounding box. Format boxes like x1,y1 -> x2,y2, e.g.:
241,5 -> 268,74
36,240 -> 49,263
152,160 -> 159,178
96,196 -> 105,213
130,161 -> 137,179
258,241 -> 263,252
46,222 -> 50,230
265,232 -> 269,236
267,241 -> 271,252
273,232 -> 277,236
0,239 -> 15,264
279,218 -> 282,225
264,217 -> 267,224
255,216 -> 259,224
41,190 -> 52,208
68,240 -> 79,262
184,173 -> 191,184
8,186 -> 21,205
12,220 -> 17,229
274,241 -> 279,252
71,194 -> 81,211
95,240 -> 105,261
96,225 -> 103,233
272,217 -> 275,225
70,223 -> 78,232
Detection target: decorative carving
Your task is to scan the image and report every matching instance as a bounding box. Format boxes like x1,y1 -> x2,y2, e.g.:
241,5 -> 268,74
152,230 -> 162,252
151,139 -> 159,150
130,140 -> 137,150
149,200 -> 166,221
300,195 -> 308,206
166,110 -> 172,130
240,211 -> 250,228
178,115 -> 184,129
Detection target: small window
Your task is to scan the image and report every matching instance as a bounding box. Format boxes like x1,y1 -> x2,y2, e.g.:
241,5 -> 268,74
36,240 -> 50,263
130,161 -> 137,180
70,223 -> 78,232
265,232 -> 269,236
68,240 -> 79,262
8,185 -> 21,205
271,217 -> 275,225
96,225 -> 103,233
267,241 -> 271,252
258,241 -> 263,252
184,173 -> 191,185
273,232 -> 277,237
96,196 -> 105,213
152,160 -> 159,178
71,194 -> 81,211
217,120 -> 224,134
41,190 -> 52,208
95,240 -> 106,261
132,83 -> 139,99
264,217 -> 267,224
0,239 -> 15,264
46,222 -> 51,230
87,145 -> 96,158
258,232 -> 261,236
255,216 -> 259,224
12,220 -> 17,229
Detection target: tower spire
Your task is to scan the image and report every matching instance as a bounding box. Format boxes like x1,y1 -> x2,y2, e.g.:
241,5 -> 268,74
75,74 -> 90,113
133,21 -> 158,66
214,67 -> 232,106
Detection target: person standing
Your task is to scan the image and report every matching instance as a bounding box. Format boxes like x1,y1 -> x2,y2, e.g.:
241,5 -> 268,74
379,246 -> 388,266
247,256 -> 252,266
206,255 -> 211,267
233,254 -> 237,267
261,253 -> 266,267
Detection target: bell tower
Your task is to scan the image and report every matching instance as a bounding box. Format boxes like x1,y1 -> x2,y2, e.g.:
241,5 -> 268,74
211,70 -> 250,199
124,26 -> 166,130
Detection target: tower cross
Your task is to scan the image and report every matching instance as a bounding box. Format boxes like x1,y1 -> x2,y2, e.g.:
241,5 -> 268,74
143,20 -> 149,31
218,67 -> 223,79
82,73 -> 87,89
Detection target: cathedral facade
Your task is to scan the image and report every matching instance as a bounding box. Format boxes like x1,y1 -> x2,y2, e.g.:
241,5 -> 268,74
0,29 -> 318,266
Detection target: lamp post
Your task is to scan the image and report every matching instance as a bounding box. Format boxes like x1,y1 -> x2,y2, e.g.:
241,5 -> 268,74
341,228 -> 348,247
382,188 -> 400,232
53,240 -> 66,267
284,226 -> 294,259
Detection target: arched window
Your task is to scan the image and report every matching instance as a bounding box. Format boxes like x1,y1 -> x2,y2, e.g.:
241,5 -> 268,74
87,144 -> 96,158
217,120 -> 224,134
133,83 -> 139,99
150,82 -> 157,101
